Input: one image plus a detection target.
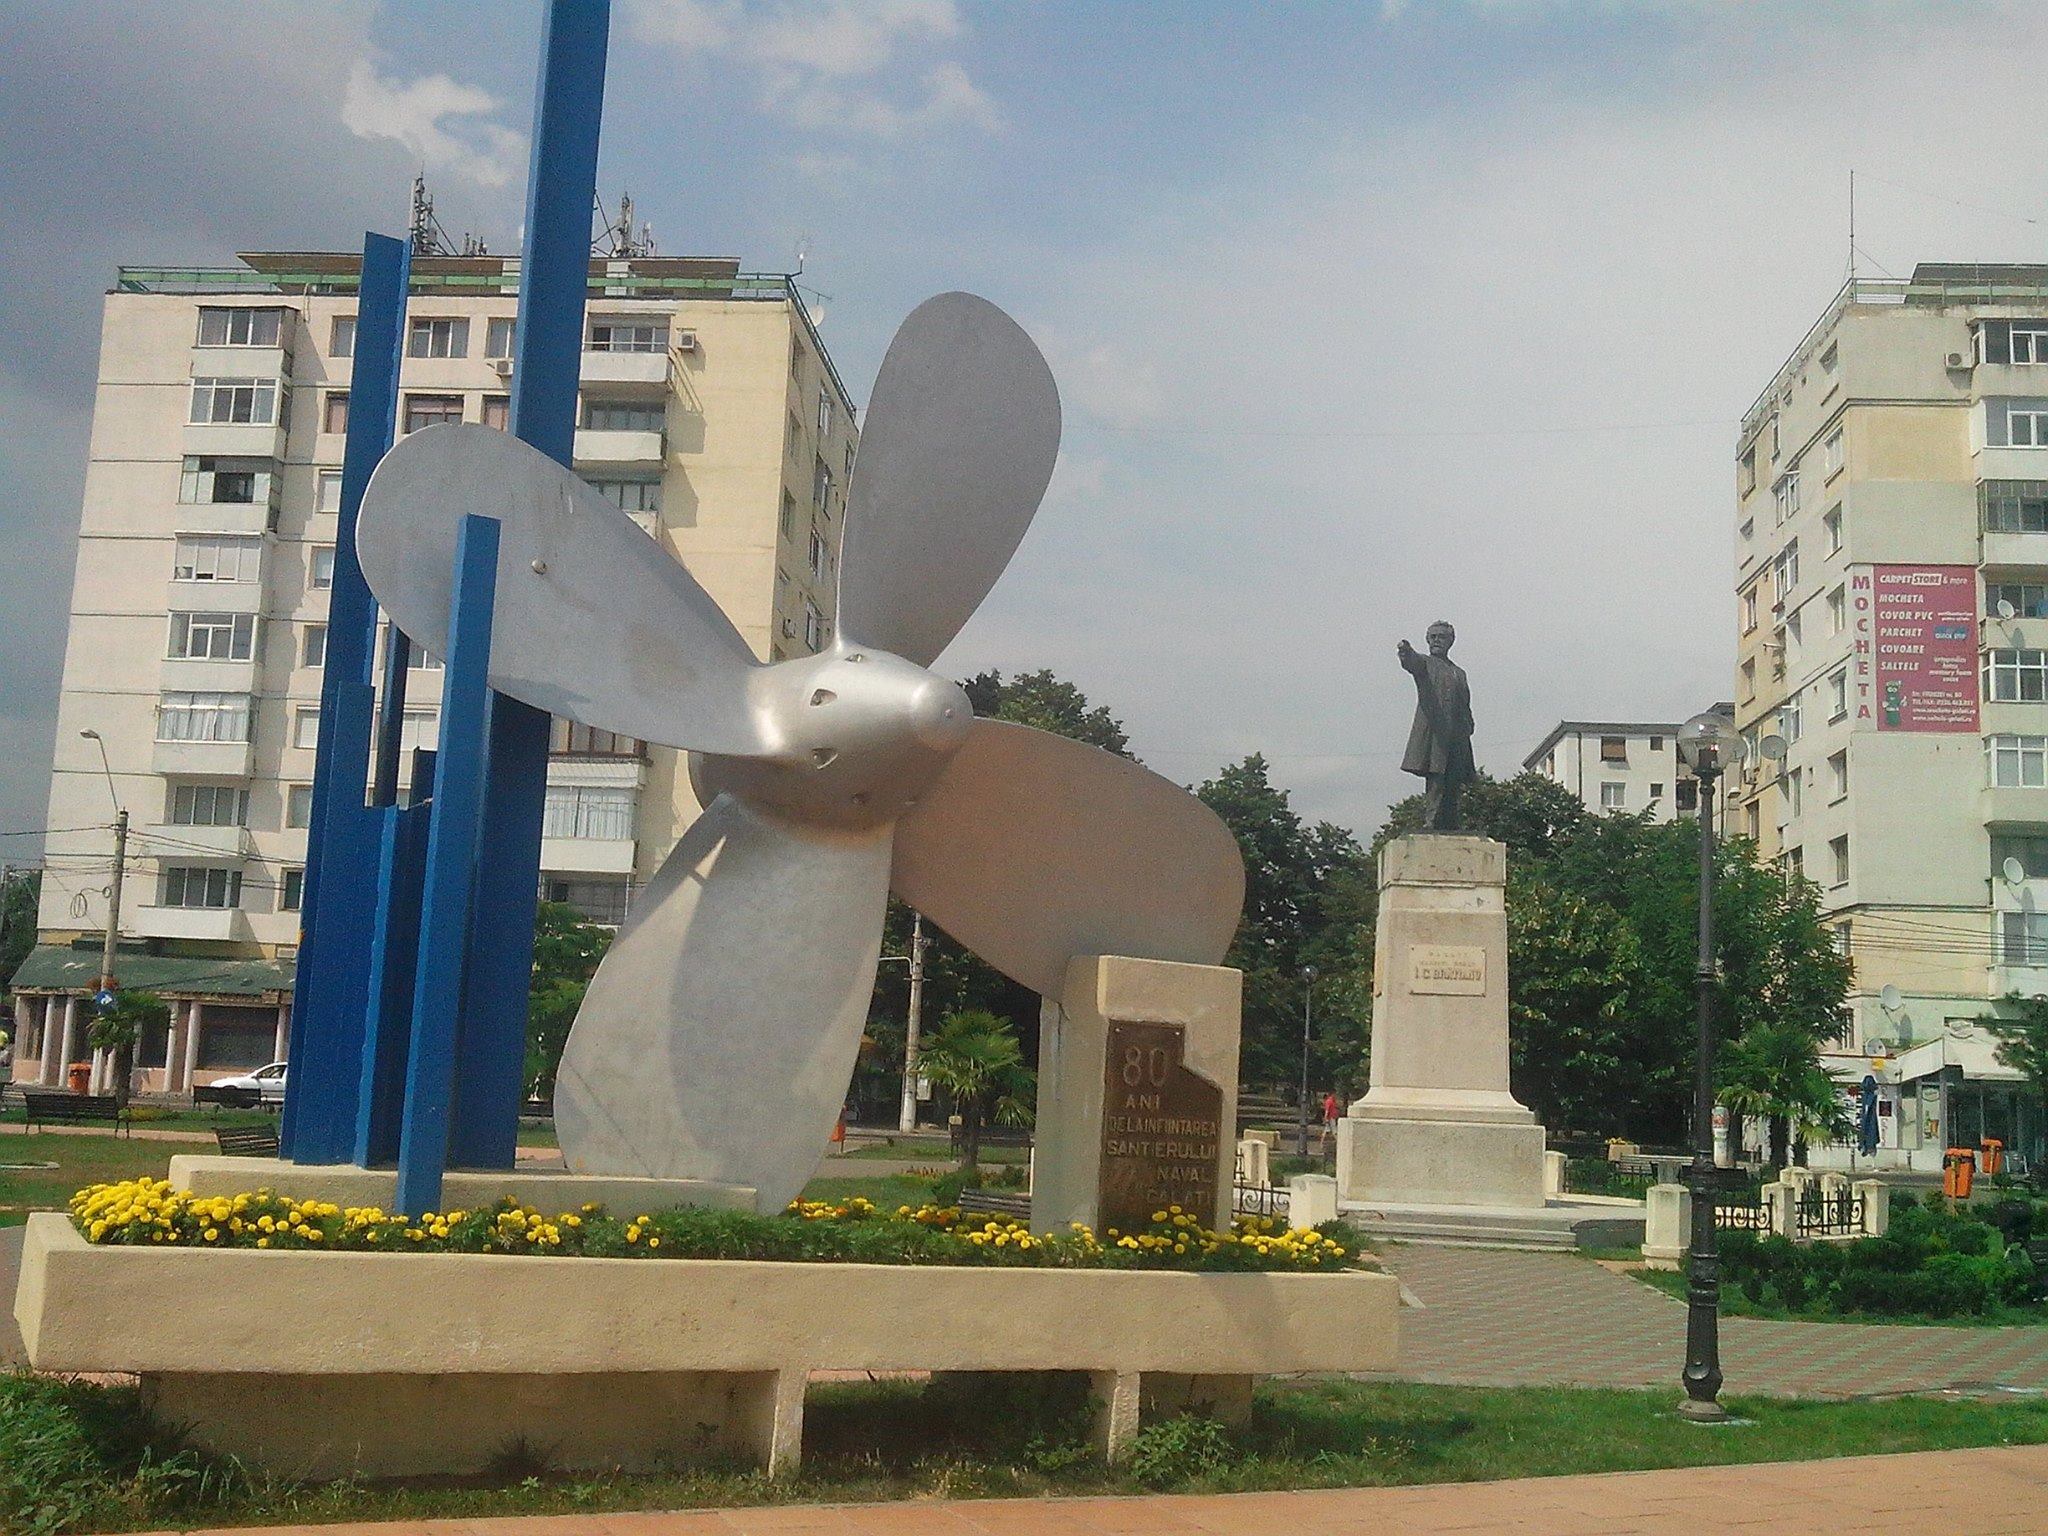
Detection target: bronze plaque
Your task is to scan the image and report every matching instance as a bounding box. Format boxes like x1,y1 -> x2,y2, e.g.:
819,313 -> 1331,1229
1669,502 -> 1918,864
1098,1021 -> 1224,1234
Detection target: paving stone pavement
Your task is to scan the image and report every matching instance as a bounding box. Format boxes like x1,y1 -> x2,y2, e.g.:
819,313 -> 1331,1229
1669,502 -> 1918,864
140,1445 -> 2048,1535
1369,1242 -> 2048,1397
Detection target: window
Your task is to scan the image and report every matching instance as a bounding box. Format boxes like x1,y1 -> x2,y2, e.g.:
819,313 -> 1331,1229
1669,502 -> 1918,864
189,377 -> 278,425
1649,736 -> 1664,751
1983,320 -> 2048,365
845,440 -> 856,478
481,394 -> 510,431
157,692 -> 250,743
812,456 -> 832,512
398,709 -> 438,755
1739,445 -> 1757,497
169,784 -> 248,827
1827,584 -> 1846,635
2003,911 -> 2048,966
1773,471 -> 1800,523
168,611 -> 255,662
1986,648 -> 2048,702
804,599 -> 827,651
486,317 -> 516,359
1983,480 -> 2048,533
1990,399 -> 2048,447
549,720 -> 643,756
808,525 -> 830,582
1820,341 -> 1838,374
1782,769 -> 1801,818
172,535 -> 259,584
316,469 -> 343,513
196,307 -> 282,347
310,546 -> 335,591
286,784 -> 314,830
817,390 -> 833,437
292,708 -> 320,751
581,400 -> 664,433
301,623 -> 327,669
178,456 -> 269,505
329,316 -> 356,358
1599,782 -> 1626,811
280,867 -> 304,912
403,394 -> 464,433
375,624 -> 441,671
790,339 -> 804,380
787,409 -> 803,455
779,490 -> 796,540
1828,749 -> 1848,801
162,866 -> 241,910
1828,669 -> 1848,721
1741,586 -> 1759,633
323,392 -> 350,435
1675,779 -> 1699,812
1988,734 -> 2048,787
586,477 -> 660,512
1649,782 -> 1665,801
1740,657 -> 1757,700
1773,540 -> 1800,601
1599,736 -> 1627,763
1993,833 -> 2048,880
407,317 -> 469,358
1781,694 -> 1802,745
1988,582 -> 2048,620
542,875 -> 630,926
1785,846 -> 1804,880
1823,428 -> 1844,479
543,785 -> 635,840
587,317 -> 667,353
1823,506 -> 1843,555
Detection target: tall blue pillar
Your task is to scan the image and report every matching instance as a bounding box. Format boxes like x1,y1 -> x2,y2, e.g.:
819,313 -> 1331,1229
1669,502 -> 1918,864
446,0 -> 612,1168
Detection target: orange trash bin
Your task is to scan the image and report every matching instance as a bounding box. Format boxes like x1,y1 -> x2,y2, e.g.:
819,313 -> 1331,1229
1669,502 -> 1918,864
1942,1147 -> 1976,1199
1981,1137 -> 2005,1177
67,1061 -> 91,1094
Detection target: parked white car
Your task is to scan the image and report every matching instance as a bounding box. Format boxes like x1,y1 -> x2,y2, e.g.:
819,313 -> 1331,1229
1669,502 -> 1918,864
201,1061 -> 288,1107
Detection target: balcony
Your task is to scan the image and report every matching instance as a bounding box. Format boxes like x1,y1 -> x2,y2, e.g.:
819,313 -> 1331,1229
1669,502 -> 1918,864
540,836 -> 637,875
183,417 -> 288,462
174,499 -> 277,538
133,905 -> 251,943
1982,783 -> 2048,825
190,345 -> 290,383
580,349 -> 669,386
165,579 -> 264,615
152,737 -> 255,778
160,657 -> 259,694
142,823 -> 252,860
574,427 -> 665,467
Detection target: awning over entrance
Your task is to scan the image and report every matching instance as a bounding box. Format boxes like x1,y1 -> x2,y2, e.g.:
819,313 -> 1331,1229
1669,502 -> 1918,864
8,944 -> 294,1000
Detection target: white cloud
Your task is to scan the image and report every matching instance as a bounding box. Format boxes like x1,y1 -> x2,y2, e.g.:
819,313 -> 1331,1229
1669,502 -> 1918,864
626,0 -> 993,139
340,60 -> 528,188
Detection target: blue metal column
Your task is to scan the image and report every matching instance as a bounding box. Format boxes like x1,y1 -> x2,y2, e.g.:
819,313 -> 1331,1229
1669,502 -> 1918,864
282,233 -> 410,1162
395,515 -> 502,1216
446,0 -> 611,1168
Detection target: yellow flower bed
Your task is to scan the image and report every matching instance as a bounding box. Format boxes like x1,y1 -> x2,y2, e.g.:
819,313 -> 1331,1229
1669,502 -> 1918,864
68,1180 -> 1358,1272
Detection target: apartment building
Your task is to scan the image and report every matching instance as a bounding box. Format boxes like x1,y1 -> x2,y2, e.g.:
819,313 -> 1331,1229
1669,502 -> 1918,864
1732,263 -> 2048,1170
8,250 -> 857,1092
1522,713 -> 1727,821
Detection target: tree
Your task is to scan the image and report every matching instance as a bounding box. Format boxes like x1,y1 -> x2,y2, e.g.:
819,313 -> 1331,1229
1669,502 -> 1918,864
917,1009 -> 1033,1168
86,991 -> 167,1110
526,901 -> 613,1103
1718,1021 -> 1853,1167
962,669 -> 1133,757
0,869 -> 39,998
1984,994 -> 2048,1140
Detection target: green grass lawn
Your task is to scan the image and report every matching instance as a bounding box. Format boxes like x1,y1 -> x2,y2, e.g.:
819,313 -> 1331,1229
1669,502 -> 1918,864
8,1371 -> 2047,1534
0,1134 -> 180,1222
0,1104 -> 276,1132
797,1174 -> 940,1210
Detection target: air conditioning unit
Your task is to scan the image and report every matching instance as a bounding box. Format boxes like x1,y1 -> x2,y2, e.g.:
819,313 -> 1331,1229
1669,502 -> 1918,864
492,358 -> 514,377
673,329 -> 699,353
781,617 -> 796,637
1945,351 -> 1970,370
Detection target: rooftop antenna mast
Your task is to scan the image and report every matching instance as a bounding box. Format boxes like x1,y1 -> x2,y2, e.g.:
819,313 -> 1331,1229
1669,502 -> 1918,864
1848,168 -> 1856,283
593,190 -> 656,257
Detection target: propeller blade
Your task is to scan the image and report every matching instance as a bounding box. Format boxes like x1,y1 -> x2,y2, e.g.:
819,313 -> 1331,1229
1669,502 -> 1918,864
554,792 -> 894,1210
357,424 -> 775,758
890,719 -> 1244,997
837,293 -> 1061,667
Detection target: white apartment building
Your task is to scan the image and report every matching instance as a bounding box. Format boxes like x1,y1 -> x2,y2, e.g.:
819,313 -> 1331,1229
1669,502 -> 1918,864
1522,715 -> 1725,821
1733,263 -> 2048,1171
8,250 -> 857,1093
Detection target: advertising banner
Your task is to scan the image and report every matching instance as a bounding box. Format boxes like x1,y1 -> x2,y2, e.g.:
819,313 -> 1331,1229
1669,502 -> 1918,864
1850,565 -> 1979,732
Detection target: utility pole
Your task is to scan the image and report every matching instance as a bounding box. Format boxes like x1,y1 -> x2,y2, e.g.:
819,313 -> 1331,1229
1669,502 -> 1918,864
98,809 -> 129,1098
898,912 -> 930,1133
1297,966 -> 1316,1158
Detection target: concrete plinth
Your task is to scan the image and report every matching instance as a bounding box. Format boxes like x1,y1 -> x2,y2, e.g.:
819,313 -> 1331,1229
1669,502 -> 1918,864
1339,835 -> 1545,1210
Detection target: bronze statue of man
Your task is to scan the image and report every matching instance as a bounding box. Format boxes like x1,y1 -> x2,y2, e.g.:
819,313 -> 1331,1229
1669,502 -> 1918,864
1397,620 -> 1476,831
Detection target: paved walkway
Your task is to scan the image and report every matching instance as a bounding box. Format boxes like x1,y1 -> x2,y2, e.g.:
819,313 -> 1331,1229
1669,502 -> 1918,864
1374,1243 -> 2048,1397
140,1445 -> 2048,1534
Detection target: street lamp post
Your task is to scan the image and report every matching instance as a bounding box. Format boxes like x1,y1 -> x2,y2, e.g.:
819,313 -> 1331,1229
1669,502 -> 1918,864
1675,710 -> 1740,1423
1297,966 -> 1317,1158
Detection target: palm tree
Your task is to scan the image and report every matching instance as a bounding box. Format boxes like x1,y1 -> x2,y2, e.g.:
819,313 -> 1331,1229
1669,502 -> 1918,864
1718,1022 -> 1850,1170
918,1010 -> 1034,1169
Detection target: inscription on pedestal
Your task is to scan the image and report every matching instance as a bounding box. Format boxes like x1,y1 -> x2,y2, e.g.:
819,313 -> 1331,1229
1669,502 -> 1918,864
1098,1021 -> 1222,1234
1408,943 -> 1486,995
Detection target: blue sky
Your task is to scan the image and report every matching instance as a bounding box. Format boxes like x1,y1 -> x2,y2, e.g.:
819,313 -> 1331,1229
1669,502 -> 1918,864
5,1 -> 2048,855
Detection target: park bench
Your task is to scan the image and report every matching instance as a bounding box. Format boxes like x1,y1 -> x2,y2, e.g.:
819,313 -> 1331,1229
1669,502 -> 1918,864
215,1125 -> 282,1158
956,1188 -> 1032,1220
949,1123 -> 1032,1156
19,1089 -> 130,1136
2025,1238 -> 2048,1301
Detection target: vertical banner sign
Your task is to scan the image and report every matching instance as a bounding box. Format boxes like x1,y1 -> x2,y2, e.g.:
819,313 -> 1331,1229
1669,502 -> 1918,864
1850,565 -> 1979,732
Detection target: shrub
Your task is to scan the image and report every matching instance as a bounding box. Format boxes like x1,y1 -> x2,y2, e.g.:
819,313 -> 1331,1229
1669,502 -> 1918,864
1126,1413 -> 1237,1488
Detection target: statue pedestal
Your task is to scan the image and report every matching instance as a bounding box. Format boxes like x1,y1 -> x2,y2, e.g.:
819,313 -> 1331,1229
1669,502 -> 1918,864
1035,955 -> 1242,1235
1337,835 -> 1545,1210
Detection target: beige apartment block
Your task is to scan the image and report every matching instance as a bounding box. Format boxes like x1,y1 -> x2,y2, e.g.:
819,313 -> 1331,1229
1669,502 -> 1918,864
1522,714 -> 1729,822
10,252 -> 857,1093
1732,263 -> 2048,1171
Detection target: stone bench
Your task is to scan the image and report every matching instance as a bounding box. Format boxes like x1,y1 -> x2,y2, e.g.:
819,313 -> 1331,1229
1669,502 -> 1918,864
14,1212 -> 1400,1478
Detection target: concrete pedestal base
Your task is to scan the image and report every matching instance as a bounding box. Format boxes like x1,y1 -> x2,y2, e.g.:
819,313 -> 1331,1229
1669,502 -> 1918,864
1338,1114 -> 1547,1209
165,1155 -> 755,1215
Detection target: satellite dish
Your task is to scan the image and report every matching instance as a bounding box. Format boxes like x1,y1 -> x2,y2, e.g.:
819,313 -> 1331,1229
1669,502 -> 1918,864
1760,734 -> 1789,762
1999,599 -> 2018,621
2005,856 -> 2028,885
1879,984 -> 1904,1012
